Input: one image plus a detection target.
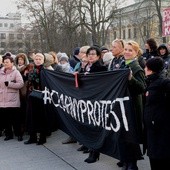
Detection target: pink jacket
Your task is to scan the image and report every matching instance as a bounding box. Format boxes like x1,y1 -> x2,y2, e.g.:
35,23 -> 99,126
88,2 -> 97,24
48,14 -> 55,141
0,66 -> 24,108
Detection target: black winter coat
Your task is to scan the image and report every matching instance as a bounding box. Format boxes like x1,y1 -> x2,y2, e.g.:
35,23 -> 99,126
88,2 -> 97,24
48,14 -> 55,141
144,73 -> 170,159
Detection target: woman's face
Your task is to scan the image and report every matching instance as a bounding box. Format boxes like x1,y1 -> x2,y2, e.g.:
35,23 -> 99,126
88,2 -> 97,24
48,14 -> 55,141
124,44 -> 137,60
18,57 -> 24,66
159,48 -> 166,55
34,55 -> 44,66
3,59 -> 13,70
87,50 -> 100,64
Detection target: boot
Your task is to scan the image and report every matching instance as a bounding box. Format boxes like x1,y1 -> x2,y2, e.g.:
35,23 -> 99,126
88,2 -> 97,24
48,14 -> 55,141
117,161 -> 124,167
37,132 -> 46,145
84,150 -> 100,163
62,136 -> 77,144
122,161 -> 138,170
4,135 -> 13,141
77,145 -> 88,151
18,136 -> 23,141
24,133 -> 37,144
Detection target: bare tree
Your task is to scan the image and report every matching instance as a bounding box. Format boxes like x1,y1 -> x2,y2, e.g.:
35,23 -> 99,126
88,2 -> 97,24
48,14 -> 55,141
77,0 -> 121,46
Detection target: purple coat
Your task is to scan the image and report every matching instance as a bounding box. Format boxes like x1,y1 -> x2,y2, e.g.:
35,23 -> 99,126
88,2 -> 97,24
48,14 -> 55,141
0,66 -> 24,108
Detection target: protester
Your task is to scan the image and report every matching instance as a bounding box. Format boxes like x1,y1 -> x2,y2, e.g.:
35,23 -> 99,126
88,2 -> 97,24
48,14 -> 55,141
108,39 -> 125,70
69,47 -> 80,68
15,53 -> 29,137
81,46 -> 107,163
24,53 -> 47,145
157,44 -> 170,78
62,46 -> 90,145
100,46 -> 109,64
0,56 -> 24,141
48,51 -> 62,71
44,53 -> 54,70
58,53 -> 73,73
144,57 -> 170,170
72,45 -> 90,150
143,38 -> 158,61
109,40 -> 146,170
74,45 -> 90,72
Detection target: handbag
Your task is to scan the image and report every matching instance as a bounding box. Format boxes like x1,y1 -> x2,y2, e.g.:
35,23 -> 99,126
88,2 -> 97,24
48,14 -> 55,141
29,89 -> 44,99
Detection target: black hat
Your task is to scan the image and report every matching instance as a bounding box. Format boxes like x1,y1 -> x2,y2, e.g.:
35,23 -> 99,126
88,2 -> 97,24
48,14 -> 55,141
100,46 -> 109,52
73,47 -> 80,55
146,57 -> 164,73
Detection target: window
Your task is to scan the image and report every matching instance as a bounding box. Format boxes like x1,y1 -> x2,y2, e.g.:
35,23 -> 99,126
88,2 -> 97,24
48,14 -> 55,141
4,23 -> 8,27
0,42 -> 6,48
9,34 -> 15,39
10,23 -> 14,28
9,42 -> 15,48
134,27 -> 137,38
1,33 -> 6,39
0,23 -> 2,27
128,29 -> 131,39
123,30 -> 126,39
17,34 -> 23,39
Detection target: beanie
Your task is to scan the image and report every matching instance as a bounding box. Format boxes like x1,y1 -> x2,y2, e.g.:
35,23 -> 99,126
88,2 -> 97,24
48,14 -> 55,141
146,57 -> 164,73
73,47 -> 80,55
59,53 -> 69,62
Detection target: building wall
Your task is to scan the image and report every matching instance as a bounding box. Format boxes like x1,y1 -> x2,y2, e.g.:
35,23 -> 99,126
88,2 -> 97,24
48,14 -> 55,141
0,13 -> 24,54
107,0 -> 170,49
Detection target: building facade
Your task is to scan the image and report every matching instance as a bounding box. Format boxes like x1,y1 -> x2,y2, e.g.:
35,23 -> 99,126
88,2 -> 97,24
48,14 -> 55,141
0,13 -> 25,54
107,0 -> 170,48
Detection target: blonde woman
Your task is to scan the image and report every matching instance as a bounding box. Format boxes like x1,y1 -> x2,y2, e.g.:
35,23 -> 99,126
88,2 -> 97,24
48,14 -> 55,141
24,53 -> 47,145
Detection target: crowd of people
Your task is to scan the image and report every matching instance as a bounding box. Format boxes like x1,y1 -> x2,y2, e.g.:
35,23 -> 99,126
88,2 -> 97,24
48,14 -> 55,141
0,37 -> 170,170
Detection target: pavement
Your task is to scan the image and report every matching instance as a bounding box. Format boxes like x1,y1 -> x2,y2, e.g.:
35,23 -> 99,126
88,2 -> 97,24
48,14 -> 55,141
0,130 -> 150,170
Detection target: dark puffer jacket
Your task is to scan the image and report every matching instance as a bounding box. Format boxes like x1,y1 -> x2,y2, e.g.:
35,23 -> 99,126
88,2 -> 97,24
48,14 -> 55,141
144,73 -> 170,159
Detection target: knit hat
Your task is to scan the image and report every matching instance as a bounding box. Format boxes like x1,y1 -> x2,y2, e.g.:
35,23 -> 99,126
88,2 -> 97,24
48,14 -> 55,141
100,46 -> 109,52
44,53 -> 54,67
146,57 -> 164,73
59,53 -> 69,62
73,47 -> 80,55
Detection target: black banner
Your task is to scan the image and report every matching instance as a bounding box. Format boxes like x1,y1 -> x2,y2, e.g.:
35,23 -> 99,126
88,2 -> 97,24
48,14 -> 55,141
41,69 -> 138,160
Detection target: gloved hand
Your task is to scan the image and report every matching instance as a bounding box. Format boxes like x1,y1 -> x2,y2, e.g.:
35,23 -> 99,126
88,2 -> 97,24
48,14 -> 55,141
4,81 -> 9,86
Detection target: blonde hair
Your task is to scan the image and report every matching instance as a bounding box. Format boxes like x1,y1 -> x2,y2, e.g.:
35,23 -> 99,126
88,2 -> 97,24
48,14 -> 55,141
80,46 -> 90,53
34,53 -> 45,62
112,39 -> 125,49
126,40 -> 142,57
49,51 -> 58,64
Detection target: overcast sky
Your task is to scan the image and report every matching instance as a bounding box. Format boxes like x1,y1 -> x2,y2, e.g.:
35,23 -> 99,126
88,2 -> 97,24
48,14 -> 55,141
0,0 -> 18,16
0,0 -> 135,18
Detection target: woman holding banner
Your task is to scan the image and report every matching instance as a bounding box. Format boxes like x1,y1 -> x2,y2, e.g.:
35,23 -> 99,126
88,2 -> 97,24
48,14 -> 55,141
110,40 -> 146,170
81,46 -> 107,163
